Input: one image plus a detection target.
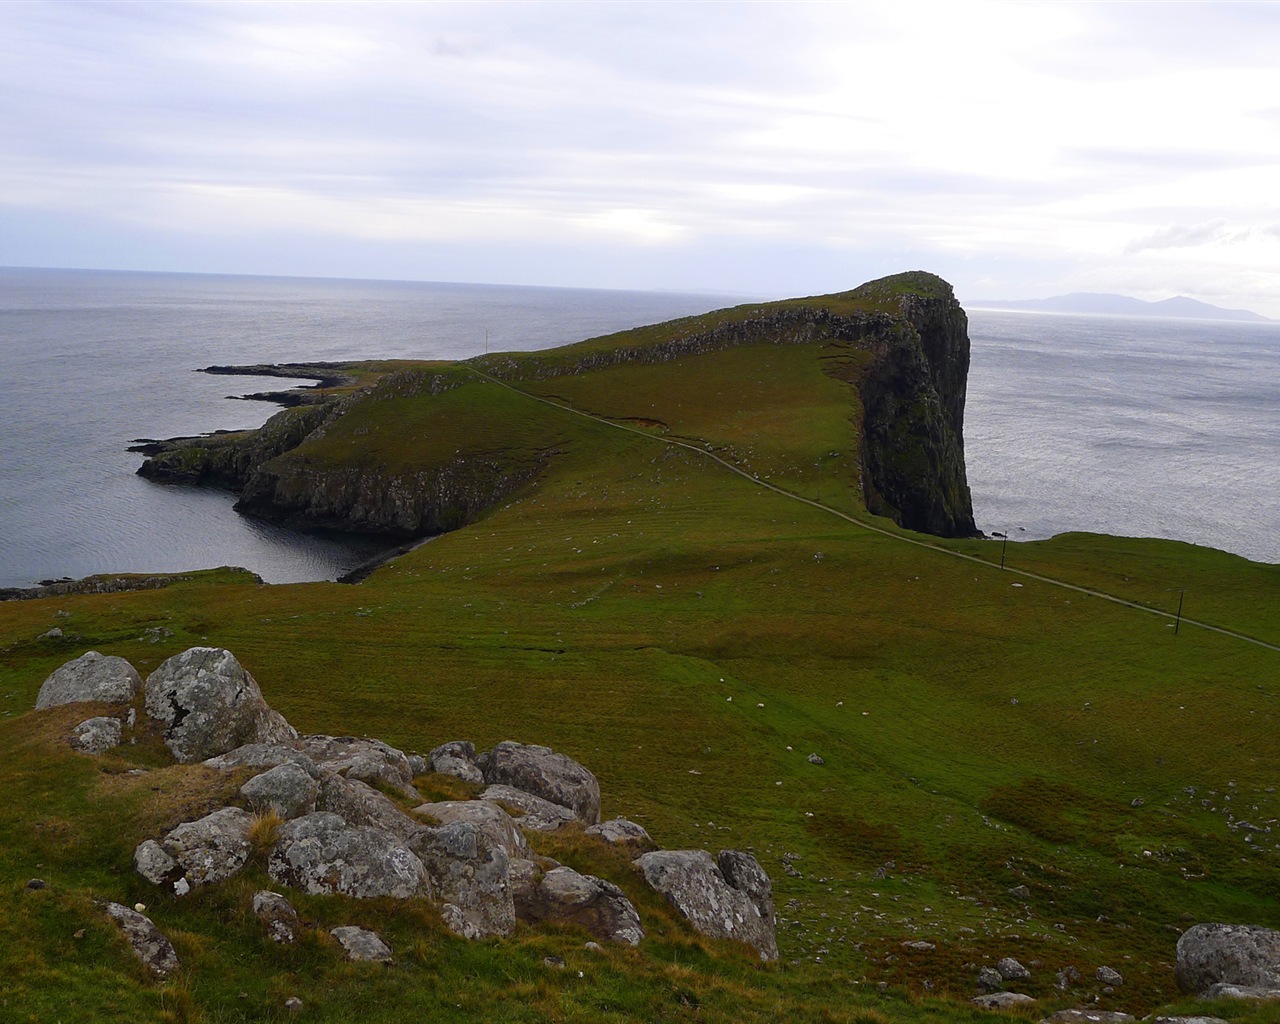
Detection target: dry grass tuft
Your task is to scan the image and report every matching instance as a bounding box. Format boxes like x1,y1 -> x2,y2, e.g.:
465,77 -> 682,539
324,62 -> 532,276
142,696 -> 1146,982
248,809 -> 284,856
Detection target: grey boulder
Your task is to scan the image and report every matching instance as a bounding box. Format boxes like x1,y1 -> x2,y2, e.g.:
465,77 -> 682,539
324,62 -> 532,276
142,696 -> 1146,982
636,849 -> 777,961
1201,983 -> 1280,1000
104,901 -> 180,976
414,799 -> 529,859
412,821 -> 515,939
241,763 -> 320,820
144,647 -> 297,763
316,773 -> 422,843
71,716 -> 124,753
253,890 -> 301,943
481,784 -> 577,832
429,740 -> 485,785
162,807 -> 253,888
973,993 -> 1035,1009
302,734 -> 418,796
37,651 -> 140,709
477,741 -> 601,824
998,956 -> 1032,981
1096,965 -> 1124,986
585,817 -> 656,855
518,864 -> 644,946
203,743 -> 319,774
267,816 -> 428,899
133,839 -> 178,886
1176,923 -> 1280,994
331,925 -> 392,963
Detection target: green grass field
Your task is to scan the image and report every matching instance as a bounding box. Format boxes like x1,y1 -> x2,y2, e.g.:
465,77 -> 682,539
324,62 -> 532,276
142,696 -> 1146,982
1,290 -> 1278,1023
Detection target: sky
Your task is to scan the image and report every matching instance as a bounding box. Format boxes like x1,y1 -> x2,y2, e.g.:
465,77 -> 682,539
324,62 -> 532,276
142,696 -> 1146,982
3,1 -> 1280,315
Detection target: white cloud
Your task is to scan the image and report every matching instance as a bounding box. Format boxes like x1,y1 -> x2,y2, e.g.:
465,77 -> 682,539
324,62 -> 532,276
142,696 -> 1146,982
2,1 -> 1280,313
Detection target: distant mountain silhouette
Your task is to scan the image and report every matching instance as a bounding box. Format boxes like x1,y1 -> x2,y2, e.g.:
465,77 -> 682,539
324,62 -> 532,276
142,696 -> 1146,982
970,292 -> 1271,322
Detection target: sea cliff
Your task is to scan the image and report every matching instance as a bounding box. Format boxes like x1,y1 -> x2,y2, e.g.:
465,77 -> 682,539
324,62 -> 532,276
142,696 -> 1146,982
136,272 -> 977,541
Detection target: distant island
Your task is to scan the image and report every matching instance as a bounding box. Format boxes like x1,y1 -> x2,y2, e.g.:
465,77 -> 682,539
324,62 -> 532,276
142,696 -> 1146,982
969,291 -> 1273,322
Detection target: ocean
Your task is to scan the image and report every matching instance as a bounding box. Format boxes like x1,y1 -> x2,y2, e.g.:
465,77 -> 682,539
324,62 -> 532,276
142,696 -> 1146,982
1,268 -> 1276,589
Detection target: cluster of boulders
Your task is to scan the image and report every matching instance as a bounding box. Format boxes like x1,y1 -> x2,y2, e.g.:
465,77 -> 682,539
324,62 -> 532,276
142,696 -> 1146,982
35,647 -> 777,975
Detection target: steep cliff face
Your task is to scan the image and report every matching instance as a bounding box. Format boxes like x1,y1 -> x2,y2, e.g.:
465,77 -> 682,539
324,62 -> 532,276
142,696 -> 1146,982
852,275 -> 977,537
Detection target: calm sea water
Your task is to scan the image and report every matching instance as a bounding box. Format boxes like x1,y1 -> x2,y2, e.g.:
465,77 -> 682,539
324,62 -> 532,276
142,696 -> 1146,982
965,308 -> 1279,563
0,268 -> 735,588
1,269 -> 1276,589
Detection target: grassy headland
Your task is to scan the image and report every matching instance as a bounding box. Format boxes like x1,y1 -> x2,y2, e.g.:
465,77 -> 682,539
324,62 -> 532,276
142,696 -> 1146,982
1,274 -> 1278,1022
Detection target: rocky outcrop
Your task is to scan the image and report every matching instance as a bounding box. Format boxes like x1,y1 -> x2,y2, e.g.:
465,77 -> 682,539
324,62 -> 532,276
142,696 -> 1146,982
144,647 -> 298,763
135,274 -> 974,544
267,814 -> 429,899
429,740 -> 485,784
412,822 -> 515,939
477,741 -> 601,825
35,651 -> 140,709
636,849 -> 778,961
517,864 -> 644,946
240,762 -> 320,820
32,647 -> 776,966
161,807 -> 253,889
1176,923 -> 1280,994
479,784 -> 577,832
301,734 -> 419,796
414,800 -> 530,860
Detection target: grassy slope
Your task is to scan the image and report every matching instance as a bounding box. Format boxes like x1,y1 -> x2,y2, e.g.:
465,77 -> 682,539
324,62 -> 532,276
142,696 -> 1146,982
1,311 -> 1279,1023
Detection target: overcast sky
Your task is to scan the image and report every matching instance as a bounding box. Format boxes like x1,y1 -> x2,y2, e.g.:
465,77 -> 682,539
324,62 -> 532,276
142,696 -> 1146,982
3,1 -> 1280,314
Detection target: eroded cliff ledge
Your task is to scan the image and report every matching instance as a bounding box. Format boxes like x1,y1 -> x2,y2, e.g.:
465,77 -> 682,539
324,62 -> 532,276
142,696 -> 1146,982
135,271 -> 977,543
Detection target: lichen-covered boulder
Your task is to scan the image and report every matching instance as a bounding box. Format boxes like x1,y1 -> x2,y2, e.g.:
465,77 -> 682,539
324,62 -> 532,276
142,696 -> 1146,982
518,865 -> 644,946
636,849 -> 778,961
302,735 -> 417,795
104,902 -> 180,976
429,740 -> 484,785
411,821 -> 515,939
316,773 -> 422,842
972,993 -> 1036,1009
1177,923 -> 1280,994
36,651 -> 140,709
71,715 -> 124,753
585,817 -> 657,856
477,741 -> 601,824
480,784 -> 577,832
331,925 -> 392,962
414,800 -> 529,859
162,806 -> 253,888
144,648 -> 297,763
267,815 -> 429,899
133,839 -> 178,885
241,763 -> 319,820
253,890 -> 300,943
203,743 -> 319,775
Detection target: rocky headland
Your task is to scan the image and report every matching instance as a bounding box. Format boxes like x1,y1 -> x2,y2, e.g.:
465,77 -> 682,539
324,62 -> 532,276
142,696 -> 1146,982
133,272 -> 978,547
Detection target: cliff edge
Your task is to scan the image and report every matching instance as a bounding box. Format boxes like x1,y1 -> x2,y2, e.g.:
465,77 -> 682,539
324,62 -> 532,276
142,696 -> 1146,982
136,272 -> 977,542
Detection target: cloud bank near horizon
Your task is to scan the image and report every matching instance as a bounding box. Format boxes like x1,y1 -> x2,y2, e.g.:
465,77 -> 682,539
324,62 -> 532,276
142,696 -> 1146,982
3,2 -> 1280,315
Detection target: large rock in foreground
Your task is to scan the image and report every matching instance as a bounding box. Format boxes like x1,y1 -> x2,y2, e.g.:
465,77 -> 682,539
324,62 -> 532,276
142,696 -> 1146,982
36,651 -> 140,709
1176,923 -> 1280,994
103,902 -> 180,977
636,849 -> 777,961
267,813 -> 429,899
144,647 -> 297,762
477,741 -> 601,825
